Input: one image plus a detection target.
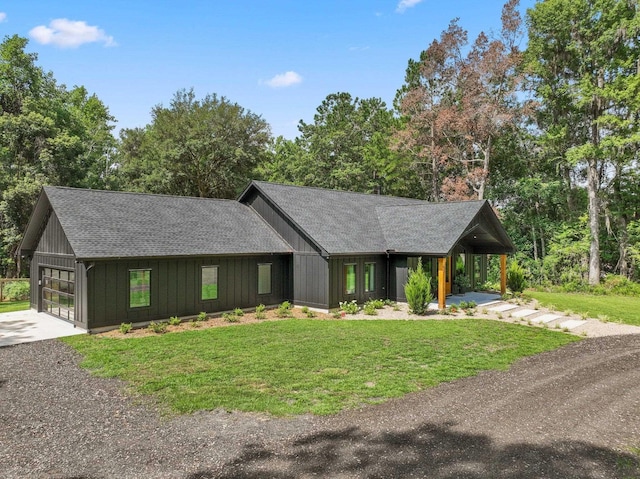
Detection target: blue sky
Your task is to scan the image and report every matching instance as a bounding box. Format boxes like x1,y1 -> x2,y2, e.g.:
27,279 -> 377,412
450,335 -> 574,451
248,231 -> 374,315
1,0 -> 535,140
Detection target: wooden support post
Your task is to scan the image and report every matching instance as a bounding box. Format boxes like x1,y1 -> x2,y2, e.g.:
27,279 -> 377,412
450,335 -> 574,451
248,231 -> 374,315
438,257 -> 446,309
500,254 -> 507,295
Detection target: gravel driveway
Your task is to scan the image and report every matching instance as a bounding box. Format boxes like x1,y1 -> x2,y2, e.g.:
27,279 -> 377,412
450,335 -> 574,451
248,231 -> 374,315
1,335 -> 639,478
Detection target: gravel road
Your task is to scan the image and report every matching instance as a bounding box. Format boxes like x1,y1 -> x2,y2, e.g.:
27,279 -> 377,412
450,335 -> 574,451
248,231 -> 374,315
1,335 -> 639,478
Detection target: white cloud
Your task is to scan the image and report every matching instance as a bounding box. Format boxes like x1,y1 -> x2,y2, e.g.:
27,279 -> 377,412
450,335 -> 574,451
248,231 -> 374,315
29,18 -> 116,48
265,71 -> 303,88
396,0 -> 423,13
0,12 -> 7,23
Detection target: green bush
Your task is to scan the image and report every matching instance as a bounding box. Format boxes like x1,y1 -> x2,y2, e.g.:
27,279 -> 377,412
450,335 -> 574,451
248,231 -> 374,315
196,311 -> 207,322
233,307 -> 244,317
255,304 -> 267,319
367,299 -> 386,309
404,258 -> 432,315
148,321 -> 167,334
339,300 -> 359,314
222,312 -> 240,323
363,302 -> 378,315
276,301 -> 293,318
169,316 -> 181,326
506,261 -> 526,293
3,281 -> 29,301
119,322 -> 132,334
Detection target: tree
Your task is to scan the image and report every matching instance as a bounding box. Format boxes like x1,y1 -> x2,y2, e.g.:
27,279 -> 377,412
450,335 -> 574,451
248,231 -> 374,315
117,89 -> 271,199
259,93 -> 417,196
0,35 -> 115,276
395,0 -> 523,201
526,0 -> 640,284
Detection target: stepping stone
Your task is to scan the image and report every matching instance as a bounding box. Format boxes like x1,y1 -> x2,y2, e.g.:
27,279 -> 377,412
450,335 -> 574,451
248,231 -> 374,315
480,300 -> 501,307
511,309 -> 538,318
531,313 -> 561,324
559,319 -> 587,330
488,303 -> 519,312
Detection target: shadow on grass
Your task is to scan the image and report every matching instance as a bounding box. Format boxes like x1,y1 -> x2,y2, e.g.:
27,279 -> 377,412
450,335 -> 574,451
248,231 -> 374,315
189,422 -> 640,479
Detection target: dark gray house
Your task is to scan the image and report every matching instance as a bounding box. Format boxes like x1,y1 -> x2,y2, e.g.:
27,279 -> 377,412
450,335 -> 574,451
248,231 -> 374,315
19,181 -> 515,331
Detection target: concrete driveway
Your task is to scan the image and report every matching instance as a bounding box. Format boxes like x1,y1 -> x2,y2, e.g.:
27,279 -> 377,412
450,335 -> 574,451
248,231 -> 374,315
0,309 -> 85,347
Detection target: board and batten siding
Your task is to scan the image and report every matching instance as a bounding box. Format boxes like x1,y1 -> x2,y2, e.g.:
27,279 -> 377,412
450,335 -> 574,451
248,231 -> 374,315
328,255 -> 387,309
86,254 -> 290,330
293,253 -> 329,308
243,190 -> 318,253
30,210 -> 78,319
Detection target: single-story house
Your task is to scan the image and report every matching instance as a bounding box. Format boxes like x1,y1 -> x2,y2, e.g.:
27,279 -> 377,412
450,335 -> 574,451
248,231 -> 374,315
19,180 -> 515,331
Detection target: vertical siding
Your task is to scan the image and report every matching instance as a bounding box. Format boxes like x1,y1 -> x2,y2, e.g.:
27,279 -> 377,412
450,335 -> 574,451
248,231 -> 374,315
30,211 -> 76,310
86,255 -> 290,329
328,255 -> 387,309
74,262 -> 88,328
293,253 -> 328,308
35,211 -> 74,255
244,191 -> 317,253
390,256 -> 408,303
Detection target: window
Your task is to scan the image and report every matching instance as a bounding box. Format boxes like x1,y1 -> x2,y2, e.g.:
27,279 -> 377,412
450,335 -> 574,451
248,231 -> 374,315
364,263 -> 375,292
129,269 -> 151,308
201,266 -> 219,300
258,263 -> 272,295
344,264 -> 356,295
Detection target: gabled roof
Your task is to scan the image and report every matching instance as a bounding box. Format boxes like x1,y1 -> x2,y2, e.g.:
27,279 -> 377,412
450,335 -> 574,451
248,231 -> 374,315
240,181 -> 515,256
20,187 -> 292,260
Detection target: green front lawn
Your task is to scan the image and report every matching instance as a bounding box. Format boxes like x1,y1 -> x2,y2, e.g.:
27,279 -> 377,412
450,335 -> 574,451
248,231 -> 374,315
529,291 -> 640,326
0,300 -> 29,313
63,319 -> 578,416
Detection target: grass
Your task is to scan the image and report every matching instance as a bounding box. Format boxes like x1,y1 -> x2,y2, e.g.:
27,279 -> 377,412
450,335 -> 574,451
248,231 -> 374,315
0,300 -> 29,313
63,319 -> 578,416
529,291 -> 640,326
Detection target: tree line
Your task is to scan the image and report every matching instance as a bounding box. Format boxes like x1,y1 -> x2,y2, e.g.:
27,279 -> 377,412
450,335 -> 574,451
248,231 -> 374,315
1,0 -> 639,286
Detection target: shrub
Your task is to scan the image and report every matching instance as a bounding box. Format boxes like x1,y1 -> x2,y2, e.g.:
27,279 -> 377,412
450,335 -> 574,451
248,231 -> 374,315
404,258 -> 432,315
363,301 -> 378,315
305,310 -> 316,318
148,321 -> 167,334
506,261 -> 526,293
169,316 -> 181,326
197,311 -> 207,322
339,300 -> 359,314
301,306 -> 310,314
222,312 -> 240,323
367,299 -> 385,309
255,304 -> 267,319
276,301 -> 293,318
233,307 -> 244,317
3,281 -> 29,301
119,322 -> 132,334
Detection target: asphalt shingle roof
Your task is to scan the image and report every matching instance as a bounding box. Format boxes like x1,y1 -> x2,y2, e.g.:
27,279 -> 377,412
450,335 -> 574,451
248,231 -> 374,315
40,187 -> 291,259
247,181 -> 501,255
